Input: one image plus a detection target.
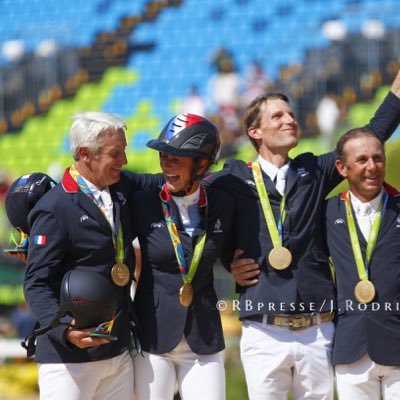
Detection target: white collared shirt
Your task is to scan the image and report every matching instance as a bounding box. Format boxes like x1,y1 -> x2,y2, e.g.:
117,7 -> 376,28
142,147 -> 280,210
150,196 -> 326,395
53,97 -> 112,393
258,155 -> 290,195
172,187 -> 201,237
81,176 -> 114,230
350,190 -> 382,240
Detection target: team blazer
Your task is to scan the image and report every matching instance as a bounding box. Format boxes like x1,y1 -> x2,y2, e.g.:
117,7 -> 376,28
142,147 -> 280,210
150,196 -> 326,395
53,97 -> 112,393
131,185 -> 235,355
205,91 -> 400,320
325,186 -> 400,366
24,168 -> 162,363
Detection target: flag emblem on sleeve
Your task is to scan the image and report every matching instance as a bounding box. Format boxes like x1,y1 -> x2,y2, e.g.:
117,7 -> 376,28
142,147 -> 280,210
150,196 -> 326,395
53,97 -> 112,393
34,235 -> 47,245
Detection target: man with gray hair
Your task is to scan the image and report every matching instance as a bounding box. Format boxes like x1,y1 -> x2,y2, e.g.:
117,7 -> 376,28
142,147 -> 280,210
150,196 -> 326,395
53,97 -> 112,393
23,111 -> 162,400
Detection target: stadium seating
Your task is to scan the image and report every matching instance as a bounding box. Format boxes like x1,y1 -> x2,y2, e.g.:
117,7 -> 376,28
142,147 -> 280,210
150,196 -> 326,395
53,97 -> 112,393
102,0 -> 399,128
0,0 -> 149,64
0,0 -> 399,177
1,4 -> 400,373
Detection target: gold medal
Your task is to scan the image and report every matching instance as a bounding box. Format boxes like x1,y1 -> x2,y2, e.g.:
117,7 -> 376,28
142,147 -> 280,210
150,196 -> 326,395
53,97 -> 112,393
354,280 -> 376,303
268,247 -> 292,270
111,263 -> 130,287
179,283 -> 194,307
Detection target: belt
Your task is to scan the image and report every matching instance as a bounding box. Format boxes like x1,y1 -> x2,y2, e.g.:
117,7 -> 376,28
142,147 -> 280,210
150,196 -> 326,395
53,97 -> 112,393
245,312 -> 335,331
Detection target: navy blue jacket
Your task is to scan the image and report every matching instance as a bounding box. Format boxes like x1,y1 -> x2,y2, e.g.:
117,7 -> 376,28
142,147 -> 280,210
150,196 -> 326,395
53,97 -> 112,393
325,187 -> 400,366
205,92 -> 400,319
24,169 -> 162,363
131,186 -> 235,355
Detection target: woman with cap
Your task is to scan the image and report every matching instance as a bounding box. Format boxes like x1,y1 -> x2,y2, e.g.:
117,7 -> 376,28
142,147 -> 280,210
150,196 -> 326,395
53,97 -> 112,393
131,113 -> 235,400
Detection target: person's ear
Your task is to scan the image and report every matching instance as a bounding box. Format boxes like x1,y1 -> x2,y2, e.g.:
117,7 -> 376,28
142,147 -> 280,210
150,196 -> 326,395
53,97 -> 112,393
335,159 -> 348,179
78,146 -> 90,161
197,159 -> 210,176
247,126 -> 262,141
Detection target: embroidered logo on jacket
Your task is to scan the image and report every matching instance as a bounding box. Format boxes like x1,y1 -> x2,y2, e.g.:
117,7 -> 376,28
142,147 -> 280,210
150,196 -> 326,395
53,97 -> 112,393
213,219 -> 223,233
334,218 -> 345,225
296,167 -> 310,177
80,215 -> 89,223
151,222 -> 164,229
245,180 -> 255,186
116,192 -> 127,205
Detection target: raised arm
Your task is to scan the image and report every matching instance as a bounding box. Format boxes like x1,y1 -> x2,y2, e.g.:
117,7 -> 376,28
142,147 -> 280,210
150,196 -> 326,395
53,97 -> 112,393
367,68 -> 400,142
317,69 -> 400,194
121,170 -> 164,193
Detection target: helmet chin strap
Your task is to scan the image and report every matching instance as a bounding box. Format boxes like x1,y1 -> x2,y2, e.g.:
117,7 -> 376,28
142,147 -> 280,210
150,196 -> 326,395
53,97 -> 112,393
169,158 -> 208,197
170,184 -> 194,197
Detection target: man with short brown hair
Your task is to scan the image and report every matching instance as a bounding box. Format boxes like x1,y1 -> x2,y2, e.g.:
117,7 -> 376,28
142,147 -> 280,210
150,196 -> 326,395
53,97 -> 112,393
325,127 -> 400,400
206,70 -> 400,399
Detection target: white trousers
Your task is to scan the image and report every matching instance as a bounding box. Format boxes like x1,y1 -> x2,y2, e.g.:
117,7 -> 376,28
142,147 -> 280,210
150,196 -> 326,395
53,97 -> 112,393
240,320 -> 335,400
38,350 -> 134,400
335,353 -> 400,400
134,337 -> 225,400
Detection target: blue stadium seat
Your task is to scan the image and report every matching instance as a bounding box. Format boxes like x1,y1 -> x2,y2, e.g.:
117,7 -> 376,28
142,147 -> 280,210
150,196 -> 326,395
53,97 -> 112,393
0,0 -> 399,145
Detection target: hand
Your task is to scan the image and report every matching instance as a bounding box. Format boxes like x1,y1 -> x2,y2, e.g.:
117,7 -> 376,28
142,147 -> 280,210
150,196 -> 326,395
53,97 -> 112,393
66,323 -> 111,349
5,251 -> 28,264
390,68 -> 400,98
231,249 -> 260,286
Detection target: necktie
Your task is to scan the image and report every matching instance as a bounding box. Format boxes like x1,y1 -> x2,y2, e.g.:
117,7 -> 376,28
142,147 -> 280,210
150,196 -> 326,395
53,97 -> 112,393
275,169 -> 286,196
358,203 -> 372,241
98,191 -> 114,230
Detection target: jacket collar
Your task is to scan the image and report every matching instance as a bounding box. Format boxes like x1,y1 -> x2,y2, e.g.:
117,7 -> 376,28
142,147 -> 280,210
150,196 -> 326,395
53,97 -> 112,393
159,184 -> 207,208
61,167 -> 79,193
60,167 -> 123,234
339,182 -> 400,201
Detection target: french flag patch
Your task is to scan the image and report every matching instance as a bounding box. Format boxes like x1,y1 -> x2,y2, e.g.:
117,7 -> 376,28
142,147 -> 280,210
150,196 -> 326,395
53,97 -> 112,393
34,235 -> 47,245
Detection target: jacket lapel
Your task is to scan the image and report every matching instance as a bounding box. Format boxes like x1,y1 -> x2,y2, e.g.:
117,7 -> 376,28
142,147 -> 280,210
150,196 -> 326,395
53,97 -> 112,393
245,163 -> 280,198
113,199 -> 121,236
284,164 -> 299,197
260,168 -> 280,197
377,196 -> 400,241
62,167 -> 111,233
339,195 -> 368,249
76,191 -> 111,233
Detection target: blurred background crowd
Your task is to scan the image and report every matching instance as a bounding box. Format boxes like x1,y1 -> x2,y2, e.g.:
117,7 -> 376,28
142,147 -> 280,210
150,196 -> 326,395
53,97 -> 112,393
0,0 -> 400,398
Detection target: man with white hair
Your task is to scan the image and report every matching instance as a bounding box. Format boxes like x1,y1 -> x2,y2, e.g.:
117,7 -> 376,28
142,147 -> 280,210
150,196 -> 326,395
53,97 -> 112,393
23,111 -> 162,400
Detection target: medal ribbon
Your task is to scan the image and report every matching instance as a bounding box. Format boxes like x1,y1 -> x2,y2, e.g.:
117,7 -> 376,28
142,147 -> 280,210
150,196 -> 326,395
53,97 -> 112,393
251,161 -> 286,248
343,191 -> 387,280
69,165 -> 124,263
160,184 -> 207,284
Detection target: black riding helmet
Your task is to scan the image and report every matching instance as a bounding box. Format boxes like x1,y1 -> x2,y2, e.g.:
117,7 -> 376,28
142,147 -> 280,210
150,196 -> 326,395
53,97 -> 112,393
146,113 -> 221,164
59,269 -> 118,329
147,114 -> 220,195
5,172 -> 56,234
30,269 -> 118,339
